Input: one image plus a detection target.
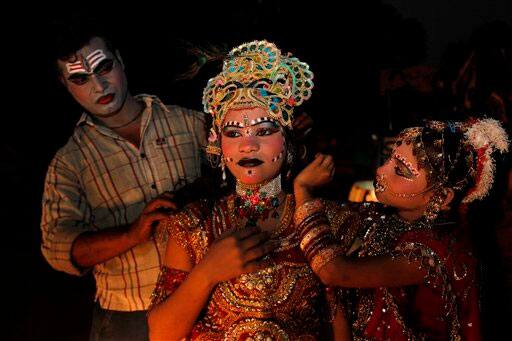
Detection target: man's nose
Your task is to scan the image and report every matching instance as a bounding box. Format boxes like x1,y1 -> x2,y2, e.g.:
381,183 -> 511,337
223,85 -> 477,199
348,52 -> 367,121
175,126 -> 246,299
90,74 -> 107,93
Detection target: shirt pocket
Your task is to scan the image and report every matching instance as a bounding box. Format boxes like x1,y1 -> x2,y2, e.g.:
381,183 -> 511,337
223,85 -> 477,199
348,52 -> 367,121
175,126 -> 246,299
153,133 -> 195,161
152,134 -> 200,185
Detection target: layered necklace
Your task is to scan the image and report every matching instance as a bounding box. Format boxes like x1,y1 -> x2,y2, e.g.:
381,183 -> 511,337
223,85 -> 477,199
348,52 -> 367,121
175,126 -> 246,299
357,203 -> 434,257
235,174 -> 282,226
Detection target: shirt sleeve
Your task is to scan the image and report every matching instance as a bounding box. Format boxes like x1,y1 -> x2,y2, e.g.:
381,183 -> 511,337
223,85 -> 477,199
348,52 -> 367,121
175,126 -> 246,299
40,154 -> 93,276
187,109 -> 208,168
192,109 -> 207,150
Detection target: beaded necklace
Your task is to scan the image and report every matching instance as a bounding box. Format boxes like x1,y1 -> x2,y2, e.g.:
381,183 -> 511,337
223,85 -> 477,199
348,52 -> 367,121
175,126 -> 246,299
235,175 -> 282,226
357,203 -> 434,257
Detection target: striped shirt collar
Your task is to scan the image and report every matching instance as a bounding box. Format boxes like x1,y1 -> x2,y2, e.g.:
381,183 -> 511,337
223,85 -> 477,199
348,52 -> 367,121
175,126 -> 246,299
76,94 -> 170,128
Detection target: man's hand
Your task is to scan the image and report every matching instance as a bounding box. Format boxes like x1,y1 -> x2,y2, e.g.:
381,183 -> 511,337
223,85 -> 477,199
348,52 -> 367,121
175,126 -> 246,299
127,192 -> 178,244
71,192 -> 179,268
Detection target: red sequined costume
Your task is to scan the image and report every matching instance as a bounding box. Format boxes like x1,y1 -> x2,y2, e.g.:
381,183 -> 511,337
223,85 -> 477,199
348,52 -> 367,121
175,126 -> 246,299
338,203 -> 481,341
150,195 -> 359,340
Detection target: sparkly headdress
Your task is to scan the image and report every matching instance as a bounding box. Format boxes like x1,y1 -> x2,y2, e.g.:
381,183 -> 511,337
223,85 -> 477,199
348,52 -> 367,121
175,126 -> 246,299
462,118 -> 509,202
202,40 -> 314,161
397,118 -> 509,204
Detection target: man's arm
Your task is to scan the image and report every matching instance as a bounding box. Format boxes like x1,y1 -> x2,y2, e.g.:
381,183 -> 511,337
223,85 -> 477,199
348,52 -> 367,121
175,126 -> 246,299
71,194 -> 176,268
41,156 -> 176,273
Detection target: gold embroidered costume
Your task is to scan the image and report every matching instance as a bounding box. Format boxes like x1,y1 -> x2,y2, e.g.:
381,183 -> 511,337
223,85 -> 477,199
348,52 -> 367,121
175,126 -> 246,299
151,196 -> 359,340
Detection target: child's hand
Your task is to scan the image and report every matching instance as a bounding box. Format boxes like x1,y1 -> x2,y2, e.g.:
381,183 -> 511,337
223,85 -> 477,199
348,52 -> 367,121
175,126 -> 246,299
294,153 -> 335,205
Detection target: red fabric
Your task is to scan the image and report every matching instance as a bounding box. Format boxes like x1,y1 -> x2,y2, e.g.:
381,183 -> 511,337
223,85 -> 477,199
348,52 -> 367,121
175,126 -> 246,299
362,229 -> 481,340
160,268 -> 189,296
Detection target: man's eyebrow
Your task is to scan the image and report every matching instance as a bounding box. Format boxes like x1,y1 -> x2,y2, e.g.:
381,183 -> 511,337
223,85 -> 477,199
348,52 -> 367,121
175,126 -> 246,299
92,58 -> 113,72
67,73 -> 89,81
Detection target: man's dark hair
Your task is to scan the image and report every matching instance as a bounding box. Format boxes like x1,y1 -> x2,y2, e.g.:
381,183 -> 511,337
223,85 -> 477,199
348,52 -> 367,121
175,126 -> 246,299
49,15 -> 118,77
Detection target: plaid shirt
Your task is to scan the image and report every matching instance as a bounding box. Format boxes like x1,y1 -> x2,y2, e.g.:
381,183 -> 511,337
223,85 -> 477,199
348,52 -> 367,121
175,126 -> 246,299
41,94 -> 206,311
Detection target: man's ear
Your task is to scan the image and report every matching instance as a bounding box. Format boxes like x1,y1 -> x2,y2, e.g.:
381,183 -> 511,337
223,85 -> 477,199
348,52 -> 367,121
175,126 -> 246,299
115,50 -> 125,70
440,188 -> 455,211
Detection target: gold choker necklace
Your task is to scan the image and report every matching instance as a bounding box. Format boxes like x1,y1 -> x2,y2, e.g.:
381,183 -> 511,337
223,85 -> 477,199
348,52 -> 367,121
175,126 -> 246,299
235,175 -> 282,223
235,174 -> 282,198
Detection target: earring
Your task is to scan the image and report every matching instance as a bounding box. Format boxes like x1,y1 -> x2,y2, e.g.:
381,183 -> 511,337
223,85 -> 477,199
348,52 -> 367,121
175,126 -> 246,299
424,189 -> 445,222
221,157 -> 227,186
299,145 -> 307,161
206,127 -> 221,168
285,169 -> 292,182
287,150 -> 294,166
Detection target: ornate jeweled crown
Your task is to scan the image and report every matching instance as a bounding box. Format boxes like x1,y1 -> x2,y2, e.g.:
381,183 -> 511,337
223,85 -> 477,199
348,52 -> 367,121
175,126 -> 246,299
202,40 -> 314,130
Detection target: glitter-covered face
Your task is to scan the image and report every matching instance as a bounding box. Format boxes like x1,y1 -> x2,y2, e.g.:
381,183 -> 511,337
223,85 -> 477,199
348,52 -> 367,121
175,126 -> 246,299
374,143 -> 433,211
221,107 -> 286,185
57,37 -> 129,118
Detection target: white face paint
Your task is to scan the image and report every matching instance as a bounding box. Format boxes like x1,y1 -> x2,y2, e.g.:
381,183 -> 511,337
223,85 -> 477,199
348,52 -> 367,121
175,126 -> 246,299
58,38 -> 129,118
222,116 -> 279,137
66,49 -> 108,75
271,140 -> 286,163
271,150 -> 284,163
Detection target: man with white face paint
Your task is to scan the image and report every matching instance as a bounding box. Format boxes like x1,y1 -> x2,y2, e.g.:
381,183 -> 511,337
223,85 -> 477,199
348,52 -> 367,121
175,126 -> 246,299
40,19 -> 206,340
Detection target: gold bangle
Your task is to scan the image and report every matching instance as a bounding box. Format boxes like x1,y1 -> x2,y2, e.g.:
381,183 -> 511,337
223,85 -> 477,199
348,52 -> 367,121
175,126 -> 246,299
294,199 -> 325,226
300,225 -> 331,251
310,246 -> 343,273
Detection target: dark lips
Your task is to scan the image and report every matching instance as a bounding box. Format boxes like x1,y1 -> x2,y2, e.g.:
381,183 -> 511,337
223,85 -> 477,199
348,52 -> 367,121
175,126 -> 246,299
237,158 -> 264,167
97,94 -> 114,104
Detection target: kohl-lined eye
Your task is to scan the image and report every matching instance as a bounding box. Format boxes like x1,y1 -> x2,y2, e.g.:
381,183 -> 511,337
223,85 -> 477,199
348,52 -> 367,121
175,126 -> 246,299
222,129 -> 242,138
94,59 -> 114,76
256,127 -> 278,136
69,75 -> 89,85
394,165 -> 405,176
394,164 -> 413,178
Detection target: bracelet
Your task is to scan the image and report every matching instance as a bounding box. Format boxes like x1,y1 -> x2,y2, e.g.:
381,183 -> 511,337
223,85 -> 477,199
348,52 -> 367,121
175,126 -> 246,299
296,212 -> 325,237
300,225 -> 331,251
294,199 -> 325,227
310,245 -> 344,273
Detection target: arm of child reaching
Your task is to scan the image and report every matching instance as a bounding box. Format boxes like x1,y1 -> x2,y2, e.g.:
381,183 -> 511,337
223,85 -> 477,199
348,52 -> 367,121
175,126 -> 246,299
293,154 -> 424,289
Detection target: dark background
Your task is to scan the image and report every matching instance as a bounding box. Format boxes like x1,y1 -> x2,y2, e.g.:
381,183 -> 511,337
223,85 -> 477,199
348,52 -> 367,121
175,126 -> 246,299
3,1 -> 511,339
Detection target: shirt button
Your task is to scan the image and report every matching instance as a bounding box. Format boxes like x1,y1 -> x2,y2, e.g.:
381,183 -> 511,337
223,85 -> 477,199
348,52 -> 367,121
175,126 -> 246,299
140,152 -> 146,158
151,183 -> 157,189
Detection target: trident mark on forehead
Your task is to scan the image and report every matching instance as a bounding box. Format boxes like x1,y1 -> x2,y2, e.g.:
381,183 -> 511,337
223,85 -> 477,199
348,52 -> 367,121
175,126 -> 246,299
66,49 -> 108,75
